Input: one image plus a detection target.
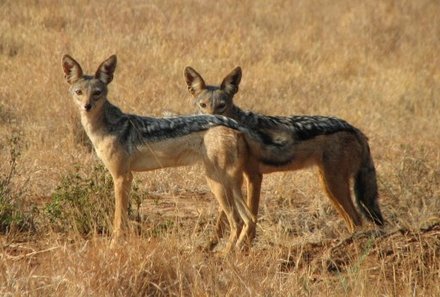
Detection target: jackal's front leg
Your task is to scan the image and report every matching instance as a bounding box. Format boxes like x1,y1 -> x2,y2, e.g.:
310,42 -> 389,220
112,172 -> 133,242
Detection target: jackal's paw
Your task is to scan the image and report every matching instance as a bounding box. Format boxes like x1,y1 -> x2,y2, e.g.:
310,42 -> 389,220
110,234 -> 127,249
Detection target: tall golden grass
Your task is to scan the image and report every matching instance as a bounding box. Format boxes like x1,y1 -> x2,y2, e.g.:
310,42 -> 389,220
1,0 -> 439,296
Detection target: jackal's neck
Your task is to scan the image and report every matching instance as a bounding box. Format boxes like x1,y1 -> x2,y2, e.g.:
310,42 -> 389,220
80,100 -> 119,140
228,105 -> 247,121
228,104 -> 261,128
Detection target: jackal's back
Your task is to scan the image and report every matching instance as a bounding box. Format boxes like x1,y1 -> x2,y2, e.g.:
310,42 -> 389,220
228,107 -> 365,164
101,101 -> 243,153
231,108 -> 359,142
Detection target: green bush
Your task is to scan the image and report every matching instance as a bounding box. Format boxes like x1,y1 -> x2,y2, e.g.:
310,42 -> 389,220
46,163 -> 144,236
0,132 -> 34,234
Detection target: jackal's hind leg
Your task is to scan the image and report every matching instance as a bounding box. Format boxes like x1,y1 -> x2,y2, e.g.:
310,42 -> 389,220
211,169 -> 262,248
319,169 -> 362,233
206,177 -> 243,254
233,185 -> 256,250
244,169 -> 262,241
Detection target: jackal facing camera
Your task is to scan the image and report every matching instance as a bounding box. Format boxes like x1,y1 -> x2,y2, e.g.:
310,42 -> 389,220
61,55 -> 256,252
184,66 -> 384,242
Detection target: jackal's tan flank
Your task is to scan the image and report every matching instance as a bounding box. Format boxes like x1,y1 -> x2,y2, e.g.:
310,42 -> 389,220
184,66 -> 384,241
61,55 -> 256,252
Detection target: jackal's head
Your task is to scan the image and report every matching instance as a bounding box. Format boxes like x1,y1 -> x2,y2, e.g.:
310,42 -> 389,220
62,54 -> 117,114
184,66 -> 241,116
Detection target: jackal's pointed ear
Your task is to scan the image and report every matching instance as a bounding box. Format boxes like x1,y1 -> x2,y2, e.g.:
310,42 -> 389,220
184,66 -> 206,96
95,55 -> 117,84
221,66 -> 241,95
62,55 -> 83,85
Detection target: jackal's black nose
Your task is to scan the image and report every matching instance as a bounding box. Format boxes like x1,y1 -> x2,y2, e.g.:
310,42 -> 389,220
84,103 -> 92,111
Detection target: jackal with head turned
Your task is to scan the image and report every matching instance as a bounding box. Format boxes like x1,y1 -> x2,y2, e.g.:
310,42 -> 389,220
184,66 -> 384,242
61,55 -> 257,252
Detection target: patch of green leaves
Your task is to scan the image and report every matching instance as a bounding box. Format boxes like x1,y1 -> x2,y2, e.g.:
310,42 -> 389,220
46,163 -> 144,236
0,131 -> 34,234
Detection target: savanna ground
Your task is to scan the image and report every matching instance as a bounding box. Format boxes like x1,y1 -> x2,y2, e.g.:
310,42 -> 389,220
1,0 -> 439,296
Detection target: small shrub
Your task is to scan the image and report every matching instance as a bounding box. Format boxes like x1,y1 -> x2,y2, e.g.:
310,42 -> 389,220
46,163 -> 144,236
0,131 -> 34,233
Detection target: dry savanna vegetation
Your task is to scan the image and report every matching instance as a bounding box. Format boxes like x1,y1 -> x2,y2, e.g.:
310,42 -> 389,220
1,0 -> 439,296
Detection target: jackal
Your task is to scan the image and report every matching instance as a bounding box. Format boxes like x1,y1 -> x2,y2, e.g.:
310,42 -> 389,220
184,66 -> 384,241
61,55 -> 256,252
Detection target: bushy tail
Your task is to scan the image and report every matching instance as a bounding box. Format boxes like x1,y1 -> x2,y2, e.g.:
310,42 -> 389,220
238,127 -> 296,166
209,114 -> 296,165
234,193 -> 257,224
354,146 -> 384,226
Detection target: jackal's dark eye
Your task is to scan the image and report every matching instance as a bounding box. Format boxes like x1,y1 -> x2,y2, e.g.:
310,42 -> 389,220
199,103 -> 207,108
75,89 -> 83,96
93,90 -> 102,97
217,102 -> 226,110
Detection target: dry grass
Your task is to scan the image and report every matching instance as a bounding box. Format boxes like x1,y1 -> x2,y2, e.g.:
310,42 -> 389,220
1,0 -> 439,296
